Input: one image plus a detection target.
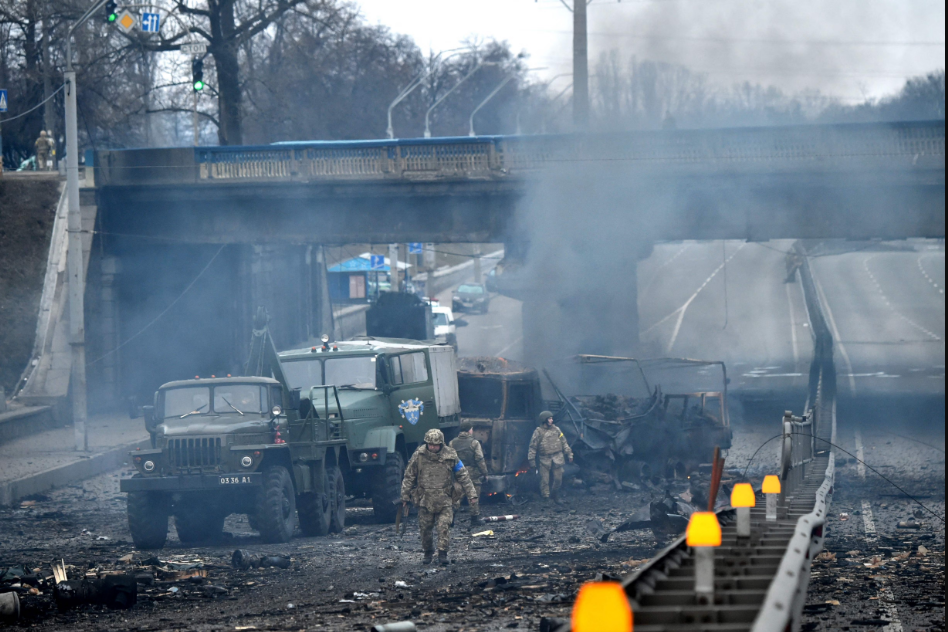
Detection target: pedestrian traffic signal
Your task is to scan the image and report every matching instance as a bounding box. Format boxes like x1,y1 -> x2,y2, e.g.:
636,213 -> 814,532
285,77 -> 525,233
191,58 -> 204,92
105,0 -> 118,22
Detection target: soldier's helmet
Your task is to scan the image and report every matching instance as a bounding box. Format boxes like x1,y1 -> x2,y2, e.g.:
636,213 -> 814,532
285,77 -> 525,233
537,410 -> 554,425
424,428 -> 445,445
39,130 -> 47,138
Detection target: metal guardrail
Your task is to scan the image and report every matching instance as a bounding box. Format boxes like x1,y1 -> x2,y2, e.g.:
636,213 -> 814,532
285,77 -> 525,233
185,120 -> 944,183
556,240 -> 838,631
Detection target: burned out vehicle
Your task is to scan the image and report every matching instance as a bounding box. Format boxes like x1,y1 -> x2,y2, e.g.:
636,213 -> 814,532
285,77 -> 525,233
455,357 -> 542,496
122,310 -> 460,549
548,355 -> 733,483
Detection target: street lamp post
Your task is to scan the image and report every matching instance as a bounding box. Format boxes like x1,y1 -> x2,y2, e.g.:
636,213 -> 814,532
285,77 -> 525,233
386,48 -> 466,139
424,61 -> 498,139
468,75 -> 513,137
65,0 -> 111,451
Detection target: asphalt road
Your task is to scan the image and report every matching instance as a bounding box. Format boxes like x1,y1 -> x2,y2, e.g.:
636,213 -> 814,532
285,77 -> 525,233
810,242 -> 945,399
436,284 -> 524,362
638,240 -> 812,402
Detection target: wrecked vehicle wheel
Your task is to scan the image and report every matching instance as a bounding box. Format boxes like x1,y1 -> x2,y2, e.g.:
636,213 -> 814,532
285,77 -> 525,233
297,487 -> 331,537
327,466 -> 346,533
174,507 -> 225,544
255,466 -> 297,543
371,451 -> 404,523
127,491 -> 169,550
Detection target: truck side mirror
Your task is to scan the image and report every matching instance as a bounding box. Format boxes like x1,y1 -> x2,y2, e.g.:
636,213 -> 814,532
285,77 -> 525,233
142,405 -> 154,423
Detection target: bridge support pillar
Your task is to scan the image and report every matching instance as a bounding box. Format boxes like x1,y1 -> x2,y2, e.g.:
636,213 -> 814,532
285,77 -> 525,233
520,243 -> 647,370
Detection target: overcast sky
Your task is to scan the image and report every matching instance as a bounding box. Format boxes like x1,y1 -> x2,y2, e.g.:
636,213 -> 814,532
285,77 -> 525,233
355,0 -> 945,102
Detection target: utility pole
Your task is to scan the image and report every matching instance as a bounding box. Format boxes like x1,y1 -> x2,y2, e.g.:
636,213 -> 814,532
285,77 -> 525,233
65,0 -> 110,451
388,244 -> 400,292
573,0 -> 589,129
473,244 -> 482,283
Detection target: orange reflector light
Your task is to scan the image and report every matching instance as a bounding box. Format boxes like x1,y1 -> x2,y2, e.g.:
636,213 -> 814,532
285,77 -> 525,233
731,483 -> 755,508
686,512 -> 722,547
572,582 -> 633,632
762,475 -> 781,494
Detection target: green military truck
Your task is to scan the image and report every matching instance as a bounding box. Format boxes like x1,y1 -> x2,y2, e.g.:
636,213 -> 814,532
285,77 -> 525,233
278,338 -> 460,522
122,314 -> 460,548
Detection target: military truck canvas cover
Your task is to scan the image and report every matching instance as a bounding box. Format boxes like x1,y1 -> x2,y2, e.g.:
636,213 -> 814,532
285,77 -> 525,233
428,345 -> 460,418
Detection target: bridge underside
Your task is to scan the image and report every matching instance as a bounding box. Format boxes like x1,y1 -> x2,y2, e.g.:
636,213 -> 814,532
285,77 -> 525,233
97,169 -> 944,244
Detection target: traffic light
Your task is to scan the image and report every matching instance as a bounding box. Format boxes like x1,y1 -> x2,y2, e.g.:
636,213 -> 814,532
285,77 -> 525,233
191,58 -> 205,92
105,0 -> 118,23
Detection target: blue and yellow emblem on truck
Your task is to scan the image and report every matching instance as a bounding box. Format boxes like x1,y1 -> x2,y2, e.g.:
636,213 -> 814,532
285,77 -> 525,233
398,399 -> 424,425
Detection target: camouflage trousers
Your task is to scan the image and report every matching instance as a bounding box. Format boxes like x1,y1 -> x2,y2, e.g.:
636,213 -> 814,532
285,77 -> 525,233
538,455 -> 564,498
418,506 -> 454,553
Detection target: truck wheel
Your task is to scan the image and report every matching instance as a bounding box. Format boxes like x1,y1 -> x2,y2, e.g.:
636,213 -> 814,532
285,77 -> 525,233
327,466 -> 346,533
297,488 -> 331,537
255,466 -> 297,543
371,451 -> 404,523
127,491 -> 169,550
174,508 -> 225,544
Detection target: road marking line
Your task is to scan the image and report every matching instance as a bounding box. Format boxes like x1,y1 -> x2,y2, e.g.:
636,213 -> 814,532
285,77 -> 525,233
864,255 -> 942,342
641,242 -> 693,297
495,335 -> 522,358
855,430 -> 867,479
917,253 -> 945,295
642,241 -> 746,353
861,500 -> 876,536
811,266 -> 856,396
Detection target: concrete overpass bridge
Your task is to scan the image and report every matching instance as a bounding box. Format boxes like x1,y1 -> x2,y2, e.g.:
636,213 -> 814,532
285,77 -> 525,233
68,120 -> 944,410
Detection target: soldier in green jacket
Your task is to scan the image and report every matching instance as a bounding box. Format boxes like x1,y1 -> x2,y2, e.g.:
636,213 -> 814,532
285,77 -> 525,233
401,429 -> 481,565
527,411 -> 573,504
449,421 -> 489,506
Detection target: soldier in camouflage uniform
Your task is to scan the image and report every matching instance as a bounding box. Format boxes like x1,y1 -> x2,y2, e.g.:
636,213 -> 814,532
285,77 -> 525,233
449,421 -> 489,508
401,428 -> 481,565
527,411 -> 573,504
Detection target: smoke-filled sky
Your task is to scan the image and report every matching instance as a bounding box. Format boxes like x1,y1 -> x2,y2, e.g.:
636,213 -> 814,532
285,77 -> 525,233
356,0 -> 945,102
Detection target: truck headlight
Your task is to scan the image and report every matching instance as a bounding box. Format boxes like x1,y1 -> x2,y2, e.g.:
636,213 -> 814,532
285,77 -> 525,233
240,456 -> 253,468
359,452 -> 369,463
143,460 -> 155,472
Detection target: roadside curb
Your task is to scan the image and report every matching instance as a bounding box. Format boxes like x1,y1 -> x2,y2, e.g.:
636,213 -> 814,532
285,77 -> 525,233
0,438 -> 150,506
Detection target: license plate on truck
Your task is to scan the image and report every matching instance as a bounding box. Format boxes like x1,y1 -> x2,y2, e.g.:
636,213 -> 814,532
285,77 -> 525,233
219,475 -> 255,485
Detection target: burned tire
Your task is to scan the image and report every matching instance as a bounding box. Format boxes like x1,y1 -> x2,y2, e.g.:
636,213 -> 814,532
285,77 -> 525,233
327,466 -> 346,533
127,491 -> 169,550
174,507 -> 225,544
371,451 -> 404,523
254,466 -> 297,543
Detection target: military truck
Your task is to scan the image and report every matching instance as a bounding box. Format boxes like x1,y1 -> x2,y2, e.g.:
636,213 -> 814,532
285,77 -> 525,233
278,338 -> 460,522
122,312 -> 459,549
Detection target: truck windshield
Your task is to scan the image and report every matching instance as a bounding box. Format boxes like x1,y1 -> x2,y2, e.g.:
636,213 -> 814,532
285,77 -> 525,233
325,356 -> 377,389
282,359 -> 321,391
163,386 -> 210,418
433,312 -> 449,327
162,385 -> 269,418
458,378 -> 503,417
282,356 -> 378,390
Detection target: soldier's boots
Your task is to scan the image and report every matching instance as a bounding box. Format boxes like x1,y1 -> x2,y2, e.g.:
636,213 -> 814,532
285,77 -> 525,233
438,551 -> 449,566
553,494 -> 566,506
422,551 -> 433,565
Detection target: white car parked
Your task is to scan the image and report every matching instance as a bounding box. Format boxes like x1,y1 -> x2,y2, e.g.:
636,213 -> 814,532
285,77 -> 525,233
430,304 -> 457,350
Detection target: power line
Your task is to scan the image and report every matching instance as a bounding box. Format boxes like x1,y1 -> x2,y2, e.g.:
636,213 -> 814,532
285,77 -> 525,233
521,29 -> 945,47
0,83 -> 66,124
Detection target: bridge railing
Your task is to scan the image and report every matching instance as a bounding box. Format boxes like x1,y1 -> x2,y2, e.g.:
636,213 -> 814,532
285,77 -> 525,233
181,120 -> 945,184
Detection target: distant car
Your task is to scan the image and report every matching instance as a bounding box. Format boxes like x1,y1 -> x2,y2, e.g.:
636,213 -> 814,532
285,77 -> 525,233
431,305 -> 458,350
452,283 -> 490,314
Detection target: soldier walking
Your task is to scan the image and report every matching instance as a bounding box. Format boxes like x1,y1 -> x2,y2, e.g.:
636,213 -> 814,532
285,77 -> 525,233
449,421 -> 489,508
34,131 -> 53,171
528,411 -> 573,504
401,429 -> 481,566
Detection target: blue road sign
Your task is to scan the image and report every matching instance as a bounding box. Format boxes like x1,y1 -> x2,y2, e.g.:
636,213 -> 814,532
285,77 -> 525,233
141,12 -> 160,33
0,89 -> 7,112
408,242 -> 423,254
370,254 -> 385,270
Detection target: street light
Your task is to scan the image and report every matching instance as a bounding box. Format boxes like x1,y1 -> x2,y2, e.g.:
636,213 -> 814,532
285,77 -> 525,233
65,0 -> 114,452
386,48 -> 467,139
468,75 -> 512,137
424,61 -> 499,139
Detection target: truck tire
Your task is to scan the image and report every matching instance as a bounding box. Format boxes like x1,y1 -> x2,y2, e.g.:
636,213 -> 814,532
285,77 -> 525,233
327,466 -> 346,533
371,451 -> 404,523
255,466 -> 297,543
127,491 -> 169,550
297,489 -> 331,537
174,508 -> 225,544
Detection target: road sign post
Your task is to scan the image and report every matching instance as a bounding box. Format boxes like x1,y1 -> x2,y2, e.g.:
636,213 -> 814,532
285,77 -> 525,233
0,89 -> 7,174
